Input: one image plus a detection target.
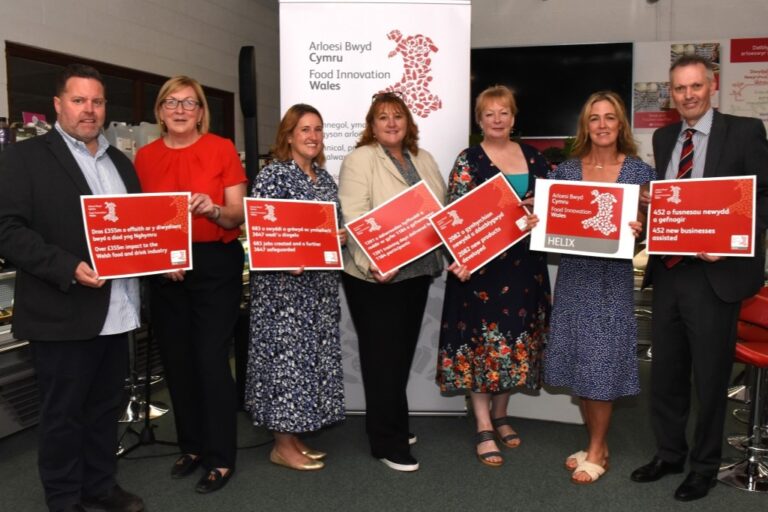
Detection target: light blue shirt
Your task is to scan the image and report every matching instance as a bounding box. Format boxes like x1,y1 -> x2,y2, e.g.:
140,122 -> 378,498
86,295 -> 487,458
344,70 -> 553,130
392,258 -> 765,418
55,122 -> 141,336
664,108 -> 714,180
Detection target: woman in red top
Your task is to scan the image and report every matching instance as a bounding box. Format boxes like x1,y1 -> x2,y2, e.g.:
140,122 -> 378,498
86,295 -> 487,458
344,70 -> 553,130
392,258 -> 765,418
134,75 -> 246,494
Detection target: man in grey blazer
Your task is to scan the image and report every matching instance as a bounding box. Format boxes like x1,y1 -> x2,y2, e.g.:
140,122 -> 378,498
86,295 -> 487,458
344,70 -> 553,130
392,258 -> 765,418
631,54 -> 768,501
0,64 -> 144,512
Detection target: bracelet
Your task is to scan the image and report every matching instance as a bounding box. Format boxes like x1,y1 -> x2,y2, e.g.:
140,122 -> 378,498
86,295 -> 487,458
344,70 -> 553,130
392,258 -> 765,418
211,205 -> 221,220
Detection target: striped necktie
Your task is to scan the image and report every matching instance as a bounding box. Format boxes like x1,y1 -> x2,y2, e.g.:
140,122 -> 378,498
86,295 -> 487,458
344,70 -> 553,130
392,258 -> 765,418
663,128 -> 697,268
676,128 -> 696,179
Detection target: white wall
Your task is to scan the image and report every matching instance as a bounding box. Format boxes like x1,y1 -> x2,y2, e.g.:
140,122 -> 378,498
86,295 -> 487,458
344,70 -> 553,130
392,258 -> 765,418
473,0 -> 768,47
0,0 -> 280,153
2,0 -> 767,150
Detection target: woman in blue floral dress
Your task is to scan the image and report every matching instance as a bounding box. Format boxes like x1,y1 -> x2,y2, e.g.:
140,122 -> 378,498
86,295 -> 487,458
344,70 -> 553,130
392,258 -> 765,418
543,91 -> 655,484
246,104 -> 345,471
436,86 -> 551,467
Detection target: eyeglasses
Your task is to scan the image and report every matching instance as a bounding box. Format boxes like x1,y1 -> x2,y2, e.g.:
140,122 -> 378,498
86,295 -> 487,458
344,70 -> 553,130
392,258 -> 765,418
161,98 -> 200,111
371,91 -> 405,102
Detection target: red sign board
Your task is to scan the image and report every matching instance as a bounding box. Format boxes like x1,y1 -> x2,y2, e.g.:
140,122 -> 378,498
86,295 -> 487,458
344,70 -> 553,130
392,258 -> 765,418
530,180 -> 640,259
345,182 -> 442,275
647,176 -> 755,256
430,173 -> 529,273
244,198 -> 342,270
81,193 -> 192,279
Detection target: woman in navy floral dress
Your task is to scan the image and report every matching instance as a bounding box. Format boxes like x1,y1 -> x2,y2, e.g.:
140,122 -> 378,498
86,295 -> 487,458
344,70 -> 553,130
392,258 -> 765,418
543,91 -> 655,484
246,104 -> 345,471
436,86 -> 551,467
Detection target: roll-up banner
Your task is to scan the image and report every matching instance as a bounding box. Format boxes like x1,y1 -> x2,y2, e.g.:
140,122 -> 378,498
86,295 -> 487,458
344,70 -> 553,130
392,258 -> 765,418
279,0 -> 470,183
279,0 -> 471,414
279,1 -> 582,422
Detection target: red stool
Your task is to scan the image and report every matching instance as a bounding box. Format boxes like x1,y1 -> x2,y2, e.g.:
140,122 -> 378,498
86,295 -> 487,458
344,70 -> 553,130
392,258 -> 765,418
719,291 -> 768,492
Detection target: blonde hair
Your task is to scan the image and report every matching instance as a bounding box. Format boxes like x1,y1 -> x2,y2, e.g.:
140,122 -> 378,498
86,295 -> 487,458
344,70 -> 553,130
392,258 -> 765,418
154,75 -> 210,134
570,91 -> 637,158
474,85 -> 518,126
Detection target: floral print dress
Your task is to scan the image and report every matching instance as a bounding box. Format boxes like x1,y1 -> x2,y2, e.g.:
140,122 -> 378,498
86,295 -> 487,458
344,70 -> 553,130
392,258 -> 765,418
436,144 -> 551,393
245,160 -> 345,432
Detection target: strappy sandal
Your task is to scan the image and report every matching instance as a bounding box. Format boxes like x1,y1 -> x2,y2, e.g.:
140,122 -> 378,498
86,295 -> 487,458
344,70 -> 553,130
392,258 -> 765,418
565,450 -> 587,471
491,416 -> 521,448
571,459 -> 609,484
475,430 -> 503,467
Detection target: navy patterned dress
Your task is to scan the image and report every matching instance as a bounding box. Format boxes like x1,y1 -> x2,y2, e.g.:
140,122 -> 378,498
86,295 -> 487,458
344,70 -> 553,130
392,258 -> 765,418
245,160 -> 345,432
543,157 -> 655,401
436,144 -> 551,393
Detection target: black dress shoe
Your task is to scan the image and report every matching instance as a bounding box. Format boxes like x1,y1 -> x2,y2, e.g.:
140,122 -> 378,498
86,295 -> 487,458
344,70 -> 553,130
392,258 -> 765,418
171,453 -> 202,479
81,485 -> 144,512
630,456 -> 684,482
60,504 -> 87,512
674,472 -> 716,501
195,468 -> 234,494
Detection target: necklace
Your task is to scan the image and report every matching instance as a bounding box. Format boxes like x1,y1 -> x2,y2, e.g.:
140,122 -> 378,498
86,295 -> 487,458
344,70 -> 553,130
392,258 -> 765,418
588,159 -> 619,170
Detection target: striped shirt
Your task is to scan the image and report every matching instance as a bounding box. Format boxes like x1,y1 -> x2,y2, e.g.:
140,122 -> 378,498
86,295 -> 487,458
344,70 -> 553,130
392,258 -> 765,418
55,123 -> 140,335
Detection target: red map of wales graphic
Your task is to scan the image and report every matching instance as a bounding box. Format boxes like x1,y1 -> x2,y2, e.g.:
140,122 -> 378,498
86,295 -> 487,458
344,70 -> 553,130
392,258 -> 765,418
380,30 -> 442,118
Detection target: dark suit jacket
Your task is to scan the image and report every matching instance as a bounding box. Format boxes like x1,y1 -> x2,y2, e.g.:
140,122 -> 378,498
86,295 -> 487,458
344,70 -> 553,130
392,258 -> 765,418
0,129 -> 141,340
644,110 -> 768,303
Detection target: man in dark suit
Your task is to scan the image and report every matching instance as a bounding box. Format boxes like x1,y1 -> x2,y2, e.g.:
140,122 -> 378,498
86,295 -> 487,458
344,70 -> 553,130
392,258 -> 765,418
0,65 -> 145,512
631,55 -> 768,501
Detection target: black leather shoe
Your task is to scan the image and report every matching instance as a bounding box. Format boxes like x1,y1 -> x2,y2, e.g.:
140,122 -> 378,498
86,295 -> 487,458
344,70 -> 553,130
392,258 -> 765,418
60,504 -> 86,512
674,472 -> 716,501
630,456 -> 684,482
195,468 -> 234,494
81,485 -> 144,512
171,453 -> 202,479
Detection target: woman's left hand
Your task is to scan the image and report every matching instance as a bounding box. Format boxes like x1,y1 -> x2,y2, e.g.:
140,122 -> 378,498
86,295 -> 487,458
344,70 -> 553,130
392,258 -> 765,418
189,193 -> 218,219
289,266 -> 305,276
338,228 -> 348,246
629,220 -> 643,238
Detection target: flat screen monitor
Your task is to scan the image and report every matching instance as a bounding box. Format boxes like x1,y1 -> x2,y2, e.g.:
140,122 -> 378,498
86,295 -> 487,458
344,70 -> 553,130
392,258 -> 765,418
471,43 -> 634,138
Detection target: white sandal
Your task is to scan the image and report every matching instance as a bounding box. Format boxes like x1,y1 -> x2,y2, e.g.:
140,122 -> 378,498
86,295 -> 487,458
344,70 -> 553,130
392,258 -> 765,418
564,450 -> 587,470
571,460 -> 608,484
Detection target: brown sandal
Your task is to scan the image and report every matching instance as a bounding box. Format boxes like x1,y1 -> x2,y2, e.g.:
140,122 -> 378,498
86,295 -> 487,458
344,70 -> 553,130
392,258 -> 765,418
475,430 -> 503,467
491,416 -> 521,448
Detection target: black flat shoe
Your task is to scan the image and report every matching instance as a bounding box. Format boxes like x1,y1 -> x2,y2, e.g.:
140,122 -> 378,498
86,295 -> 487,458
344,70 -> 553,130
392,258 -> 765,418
630,456 -> 684,482
195,468 -> 234,494
81,485 -> 144,512
60,504 -> 86,512
674,472 -> 716,501
171,453 -> 202,479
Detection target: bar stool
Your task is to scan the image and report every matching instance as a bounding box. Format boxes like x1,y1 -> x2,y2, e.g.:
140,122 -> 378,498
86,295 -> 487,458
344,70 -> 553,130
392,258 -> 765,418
719,290 -> 768,492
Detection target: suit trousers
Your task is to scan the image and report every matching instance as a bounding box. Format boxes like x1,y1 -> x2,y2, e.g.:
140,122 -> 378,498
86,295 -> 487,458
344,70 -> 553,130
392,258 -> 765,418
31,333 -> 128,512
341,273 -> 431,459
649,259 -> 740,476
150,241 -> 243,470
